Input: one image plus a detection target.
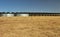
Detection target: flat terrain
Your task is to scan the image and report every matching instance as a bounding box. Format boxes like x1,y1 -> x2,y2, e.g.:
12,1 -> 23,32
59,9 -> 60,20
0,16 -> 60,37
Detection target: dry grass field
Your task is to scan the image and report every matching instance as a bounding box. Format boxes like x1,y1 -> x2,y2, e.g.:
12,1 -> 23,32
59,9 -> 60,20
0,16 -> 60,37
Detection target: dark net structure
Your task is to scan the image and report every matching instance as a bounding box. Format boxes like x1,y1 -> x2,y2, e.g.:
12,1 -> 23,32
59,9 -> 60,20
0,12 -> 60,16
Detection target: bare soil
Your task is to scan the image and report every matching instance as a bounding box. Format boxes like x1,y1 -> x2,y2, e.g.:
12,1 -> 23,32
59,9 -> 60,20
0,16 -> 60,37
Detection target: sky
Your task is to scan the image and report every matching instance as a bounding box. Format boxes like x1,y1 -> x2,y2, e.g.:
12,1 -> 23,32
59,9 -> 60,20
0,0 -> 60,12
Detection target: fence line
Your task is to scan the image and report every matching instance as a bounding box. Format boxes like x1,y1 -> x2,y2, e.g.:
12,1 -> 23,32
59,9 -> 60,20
0,12 -> 60,17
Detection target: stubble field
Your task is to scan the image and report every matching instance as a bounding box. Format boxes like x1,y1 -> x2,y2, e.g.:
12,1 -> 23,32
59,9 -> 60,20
0,16 -> 60,37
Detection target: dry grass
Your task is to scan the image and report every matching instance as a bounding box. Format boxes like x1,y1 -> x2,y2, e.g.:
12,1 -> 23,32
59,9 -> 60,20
0,16 -> 60,37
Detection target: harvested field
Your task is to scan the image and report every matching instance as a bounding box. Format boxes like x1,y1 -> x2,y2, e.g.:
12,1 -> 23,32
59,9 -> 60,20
0,16 -> 60,37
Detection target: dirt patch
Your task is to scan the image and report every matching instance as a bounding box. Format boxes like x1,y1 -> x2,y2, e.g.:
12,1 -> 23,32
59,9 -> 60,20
0,16 -> 60,37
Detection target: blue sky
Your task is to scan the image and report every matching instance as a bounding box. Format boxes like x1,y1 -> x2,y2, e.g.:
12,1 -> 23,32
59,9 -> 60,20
0,0 -> 60,12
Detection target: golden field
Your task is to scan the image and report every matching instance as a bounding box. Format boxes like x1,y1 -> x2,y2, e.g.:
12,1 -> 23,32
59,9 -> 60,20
0,16 -> 60,37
